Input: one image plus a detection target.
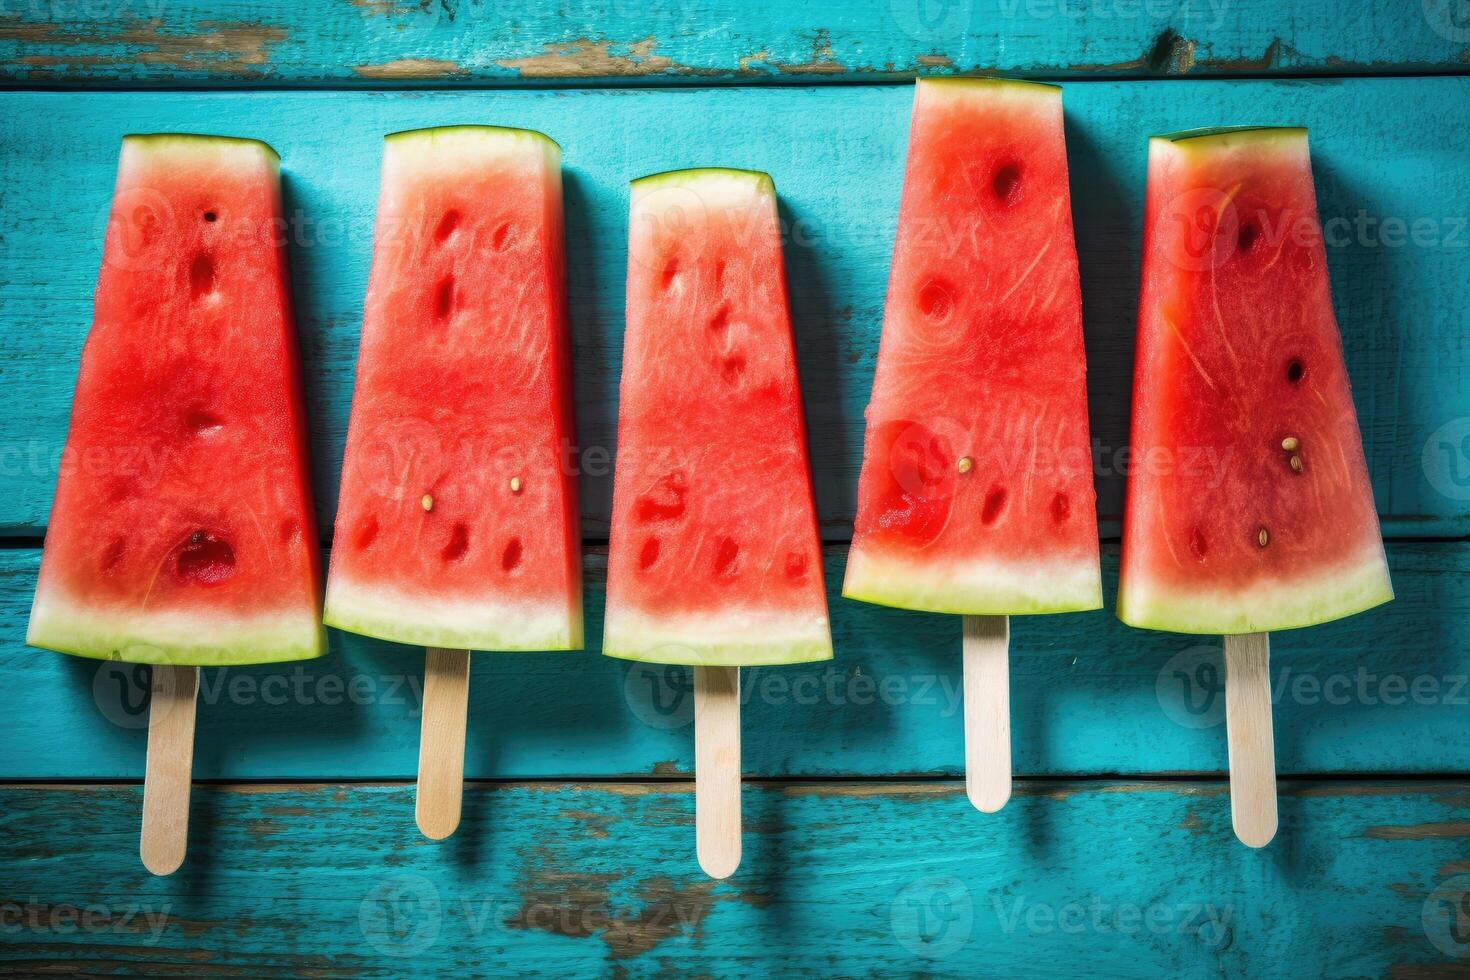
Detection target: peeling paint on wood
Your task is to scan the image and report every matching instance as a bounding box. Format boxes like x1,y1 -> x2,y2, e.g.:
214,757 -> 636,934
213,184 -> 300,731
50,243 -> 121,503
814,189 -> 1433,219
352,57 -> 465,79
0,2 -> 1465,84
1366,821 -> 1470,840
496,37 -> 694,79
0,781 -> 1464,974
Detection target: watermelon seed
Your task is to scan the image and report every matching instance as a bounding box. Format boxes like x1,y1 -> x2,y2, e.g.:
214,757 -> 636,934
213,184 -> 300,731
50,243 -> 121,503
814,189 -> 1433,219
1258,527 -> 1270,547
421,494 -> 434,512
1286,358 -> 1305,383
721,352 -> 747,383
917,279 -> 954,321
510,476 -> 523,494
175,531 -> 235,586
660,257 -> 680,290
189,253 -> 215,301
1050,491 -> 1070,524
709,304 -> 732,333
1237,222 -> 1259,253
501,537 -> 523,572
433,209 -> 460,243
1289,455 -> 1303,473
714,537 -> 740,577
490,222 -> 515,252
957,456 -> 973,474
1281,436 -> 1299,451
981,485 -> 1008,525
433,276 -> 455,321
354,514 -> 379,550
638,537 -> 660,570
202,211 -> 217,223
1189,527 -> 1208,561
443,523 -> 470,562
991,163 -> 1022,204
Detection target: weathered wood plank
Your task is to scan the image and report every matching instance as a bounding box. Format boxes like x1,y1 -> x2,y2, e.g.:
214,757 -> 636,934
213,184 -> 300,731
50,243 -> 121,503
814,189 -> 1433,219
0,780 -> 1464,975
1,0 -> 1467,86
0,80 -> 1466,538
3,542 -> 1465,780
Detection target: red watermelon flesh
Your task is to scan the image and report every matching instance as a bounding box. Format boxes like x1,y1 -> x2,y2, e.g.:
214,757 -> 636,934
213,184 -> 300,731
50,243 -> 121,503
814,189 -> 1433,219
603,169 -> 831,666
845,78 -> 1103,616
325,127 -> 582,651
28,135 -> 323,665
1118,127 -> 1392,634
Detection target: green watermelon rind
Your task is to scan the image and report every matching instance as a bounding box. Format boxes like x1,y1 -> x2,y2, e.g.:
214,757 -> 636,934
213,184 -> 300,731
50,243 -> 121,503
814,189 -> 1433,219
27,598 -> 325,666
602,612 -> 833,667
918,76 -> 1061,98
631,167 -> 774,195
123,132 -> 281,161
324,580 -> 584,653
1116,550 -> 1394,635
1152,126 -> 1307,151
384,124 -> 561,152
842,547 -> 1103,617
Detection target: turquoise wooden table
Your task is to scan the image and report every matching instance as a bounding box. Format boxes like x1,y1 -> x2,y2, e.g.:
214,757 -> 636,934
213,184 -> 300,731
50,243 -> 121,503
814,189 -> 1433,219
2,3 -> 1469,976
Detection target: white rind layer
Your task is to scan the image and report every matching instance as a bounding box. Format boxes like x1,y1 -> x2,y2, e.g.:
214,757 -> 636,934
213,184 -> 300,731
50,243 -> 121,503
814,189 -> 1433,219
325,576 -> 583,652
630,167 -> 775,215
382,125 -> 559,177
603,606 -> 833,667
27,591 -> 324,666
1117,544 -> 1393,635
843,545 -> 1104,616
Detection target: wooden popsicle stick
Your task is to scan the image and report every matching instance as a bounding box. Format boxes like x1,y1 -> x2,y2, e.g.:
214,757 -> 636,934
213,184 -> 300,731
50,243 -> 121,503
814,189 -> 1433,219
962,615 -> 1011,813
140,664 -> 200,876
694,665 -> 741,880
1223,632 -> 1278,848
416,647 -> 471,841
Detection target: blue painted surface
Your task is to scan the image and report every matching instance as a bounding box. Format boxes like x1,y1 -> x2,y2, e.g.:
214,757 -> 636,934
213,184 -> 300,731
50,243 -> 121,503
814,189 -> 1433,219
1,0 -> 1466,85
2,6 -> 1468,976
0,781 -> 1465,975
1,544 -> 1465,780
1,80 -> 1467,539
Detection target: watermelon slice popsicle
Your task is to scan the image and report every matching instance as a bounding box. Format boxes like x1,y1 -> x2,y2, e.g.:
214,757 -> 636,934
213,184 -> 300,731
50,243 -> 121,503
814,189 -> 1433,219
28,135 -> 325,874
605,168 -> 833,878
844,78 -> 1103,812
324,127 -> 583,840
1120,127 -> 1392,846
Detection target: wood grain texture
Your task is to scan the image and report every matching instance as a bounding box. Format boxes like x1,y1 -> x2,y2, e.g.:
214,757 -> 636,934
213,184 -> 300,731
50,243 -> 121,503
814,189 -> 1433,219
962,614 -> 1011,813
0,80 -> 1465,538
1223,633 -> 1277,848
1,0 -> 1467,86
694,665 -> 741,879
415,647 -> 471,841
0,780 -> 1465,975
139,664 -> 199,876
3,542 -> 1465,780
